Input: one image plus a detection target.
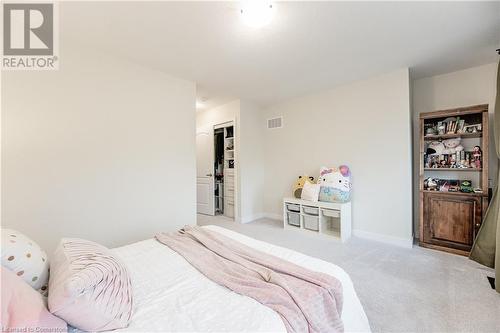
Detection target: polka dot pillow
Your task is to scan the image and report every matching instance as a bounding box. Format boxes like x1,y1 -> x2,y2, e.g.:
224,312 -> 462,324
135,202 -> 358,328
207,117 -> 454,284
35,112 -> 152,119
1,228 -> 49,295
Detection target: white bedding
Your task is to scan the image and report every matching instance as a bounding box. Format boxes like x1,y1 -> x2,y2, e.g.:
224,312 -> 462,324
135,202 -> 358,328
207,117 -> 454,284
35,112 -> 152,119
109,225 -> 371,332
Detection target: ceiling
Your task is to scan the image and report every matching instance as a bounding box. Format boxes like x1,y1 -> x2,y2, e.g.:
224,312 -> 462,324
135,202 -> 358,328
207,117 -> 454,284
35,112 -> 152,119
61,1 -> 500,108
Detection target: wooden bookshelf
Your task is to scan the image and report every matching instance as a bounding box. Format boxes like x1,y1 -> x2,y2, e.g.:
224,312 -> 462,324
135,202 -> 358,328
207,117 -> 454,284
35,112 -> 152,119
419,105 -> 489,256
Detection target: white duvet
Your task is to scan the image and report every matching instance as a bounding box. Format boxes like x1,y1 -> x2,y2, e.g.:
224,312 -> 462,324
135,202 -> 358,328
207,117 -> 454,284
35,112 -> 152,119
110,225 -> 371,332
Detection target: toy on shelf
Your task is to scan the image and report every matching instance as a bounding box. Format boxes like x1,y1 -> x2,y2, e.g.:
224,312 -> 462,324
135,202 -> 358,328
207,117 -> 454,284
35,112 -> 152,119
424,177 -> 438,191
293,175 -> 314,198
318,165 -> 351,203
473,146 -> 482,169
426,138 -> 464,155
459,180 -> 474,193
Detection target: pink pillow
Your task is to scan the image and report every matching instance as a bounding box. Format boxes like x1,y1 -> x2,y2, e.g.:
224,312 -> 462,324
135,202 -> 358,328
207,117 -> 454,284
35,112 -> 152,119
0,266 -> 67,331
48,238 -> 133,331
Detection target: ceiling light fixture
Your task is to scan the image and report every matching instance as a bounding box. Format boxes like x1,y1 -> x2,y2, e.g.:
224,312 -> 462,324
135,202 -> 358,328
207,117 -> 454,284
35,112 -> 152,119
240,1 -> 274,28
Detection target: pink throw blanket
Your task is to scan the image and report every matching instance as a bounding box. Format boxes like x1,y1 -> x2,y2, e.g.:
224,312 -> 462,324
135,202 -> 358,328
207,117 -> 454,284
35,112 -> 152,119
155,226 -> 344,333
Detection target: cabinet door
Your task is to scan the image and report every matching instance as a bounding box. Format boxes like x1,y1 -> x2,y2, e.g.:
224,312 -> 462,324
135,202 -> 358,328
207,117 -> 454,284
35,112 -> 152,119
423,193 -> 481,252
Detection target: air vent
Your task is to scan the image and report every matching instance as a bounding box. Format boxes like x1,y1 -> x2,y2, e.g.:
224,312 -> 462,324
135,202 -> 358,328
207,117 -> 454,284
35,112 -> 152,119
267,116 -> 283,129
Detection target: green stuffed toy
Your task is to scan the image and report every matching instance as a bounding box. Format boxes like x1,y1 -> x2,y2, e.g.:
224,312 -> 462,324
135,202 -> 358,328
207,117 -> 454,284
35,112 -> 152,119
293,175 -> 315,198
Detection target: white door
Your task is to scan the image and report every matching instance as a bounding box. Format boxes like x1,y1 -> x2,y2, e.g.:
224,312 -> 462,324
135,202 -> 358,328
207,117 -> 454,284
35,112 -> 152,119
196,125 -> 215,215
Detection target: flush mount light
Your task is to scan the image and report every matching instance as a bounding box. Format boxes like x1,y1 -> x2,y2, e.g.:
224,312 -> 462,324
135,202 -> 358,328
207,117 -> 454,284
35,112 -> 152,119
240,1 -> 274,28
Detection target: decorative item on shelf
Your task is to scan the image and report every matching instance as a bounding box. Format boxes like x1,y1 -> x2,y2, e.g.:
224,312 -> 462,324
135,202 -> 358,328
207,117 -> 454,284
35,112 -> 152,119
293,175 -> 314,199
318,165 -> 351,203
473,146 -> 482,169
449,180 -> 460,192
437,121 -> 446,135
438,179 -> 450,192
464,124 -> 482,134
426,138 -> 464,156
425,123 -> 438,136
425,127 -> 437,136
424,177 -> 438,191
459,180 -> 474,193
449,155 -> 457,168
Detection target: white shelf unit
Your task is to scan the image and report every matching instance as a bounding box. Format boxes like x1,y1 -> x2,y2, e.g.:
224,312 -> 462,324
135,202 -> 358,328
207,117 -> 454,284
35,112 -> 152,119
223,123 -> 235,218
283,197 -> 351,242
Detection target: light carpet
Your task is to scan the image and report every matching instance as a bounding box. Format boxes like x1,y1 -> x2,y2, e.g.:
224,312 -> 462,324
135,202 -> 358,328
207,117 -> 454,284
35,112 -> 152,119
197,214 -> 500,333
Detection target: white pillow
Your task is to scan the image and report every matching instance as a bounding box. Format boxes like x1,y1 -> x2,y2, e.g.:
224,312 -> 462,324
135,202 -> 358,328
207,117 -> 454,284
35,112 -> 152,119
1,228 -> 49,295
301,182 -> 321,202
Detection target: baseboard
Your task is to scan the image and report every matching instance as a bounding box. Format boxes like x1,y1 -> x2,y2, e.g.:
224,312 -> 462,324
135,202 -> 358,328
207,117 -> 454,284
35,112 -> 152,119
241,212 -> 282,223
262,213 -> 283,221
240,213 -> 265,224
352,229 -> 414,248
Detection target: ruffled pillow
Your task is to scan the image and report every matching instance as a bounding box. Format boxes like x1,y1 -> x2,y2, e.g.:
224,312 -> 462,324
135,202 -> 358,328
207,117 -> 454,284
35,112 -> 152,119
1,228 -> 50,295
48,238 -> 133,331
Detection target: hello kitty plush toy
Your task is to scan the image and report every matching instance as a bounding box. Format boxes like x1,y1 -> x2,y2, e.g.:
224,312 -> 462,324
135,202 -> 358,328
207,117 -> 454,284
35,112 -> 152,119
426,138 -> 464,155
318,165 -> 352,203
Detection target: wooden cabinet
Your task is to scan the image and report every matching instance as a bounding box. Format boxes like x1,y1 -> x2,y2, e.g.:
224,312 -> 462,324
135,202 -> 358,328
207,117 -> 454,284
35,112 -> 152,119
419,105 -> 489,256
422,192 -> 482,254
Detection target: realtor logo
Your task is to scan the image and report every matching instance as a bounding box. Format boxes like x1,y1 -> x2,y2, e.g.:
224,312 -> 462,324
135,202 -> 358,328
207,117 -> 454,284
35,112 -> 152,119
2,2 -> 59,70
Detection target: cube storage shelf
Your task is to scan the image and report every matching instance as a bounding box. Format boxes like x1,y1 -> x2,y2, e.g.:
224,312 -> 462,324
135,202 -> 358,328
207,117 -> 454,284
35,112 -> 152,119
283,197 -> 351,242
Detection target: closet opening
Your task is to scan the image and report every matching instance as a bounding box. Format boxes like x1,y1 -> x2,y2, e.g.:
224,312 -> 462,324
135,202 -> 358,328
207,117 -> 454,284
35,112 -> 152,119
213,122 -> 235,218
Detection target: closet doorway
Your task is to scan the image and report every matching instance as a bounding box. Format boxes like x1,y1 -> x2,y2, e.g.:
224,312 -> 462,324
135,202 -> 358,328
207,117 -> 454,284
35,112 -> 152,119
196,121 -> 236,219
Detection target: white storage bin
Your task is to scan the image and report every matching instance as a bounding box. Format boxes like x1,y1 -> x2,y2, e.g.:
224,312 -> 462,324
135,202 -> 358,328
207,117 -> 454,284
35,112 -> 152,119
286,203 -> 300,213
322,209 -> 340,218
303,214 -> 319,231
287,212 -> 300,227
303,206 -> 319,216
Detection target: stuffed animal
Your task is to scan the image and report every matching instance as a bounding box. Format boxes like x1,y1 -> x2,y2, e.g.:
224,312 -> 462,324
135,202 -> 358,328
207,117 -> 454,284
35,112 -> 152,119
424,177 -> 438,191
293,175 -> 314,198
426,138 -> 464,155
318,165 -> 351,203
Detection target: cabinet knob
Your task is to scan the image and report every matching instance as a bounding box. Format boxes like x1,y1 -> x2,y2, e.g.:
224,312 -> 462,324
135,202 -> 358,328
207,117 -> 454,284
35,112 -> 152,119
475,223 -> 481,228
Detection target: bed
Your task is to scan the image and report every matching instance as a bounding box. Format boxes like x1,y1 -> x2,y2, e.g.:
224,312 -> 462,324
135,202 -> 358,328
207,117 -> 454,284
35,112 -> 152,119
104,225 -> 371,332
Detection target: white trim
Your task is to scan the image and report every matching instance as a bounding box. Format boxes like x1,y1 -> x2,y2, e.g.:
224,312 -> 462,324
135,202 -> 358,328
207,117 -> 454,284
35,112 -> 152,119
352,229 -> 414,248
241,212 -> 283,223
241,213 -> 266,224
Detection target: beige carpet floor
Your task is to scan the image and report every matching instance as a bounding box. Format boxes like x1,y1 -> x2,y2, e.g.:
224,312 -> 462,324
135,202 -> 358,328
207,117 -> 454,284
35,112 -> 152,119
197,214 -> 500,333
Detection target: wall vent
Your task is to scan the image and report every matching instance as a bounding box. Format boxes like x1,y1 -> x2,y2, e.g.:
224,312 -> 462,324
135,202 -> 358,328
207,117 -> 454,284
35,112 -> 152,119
267,116 -> 283,129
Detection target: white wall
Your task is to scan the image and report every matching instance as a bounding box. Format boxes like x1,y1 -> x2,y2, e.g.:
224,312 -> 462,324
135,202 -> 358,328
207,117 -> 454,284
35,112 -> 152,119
261,69 -> 413,244
239,101 -> 265,223
412,62 -> 498,236
1,49 -> 197,253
